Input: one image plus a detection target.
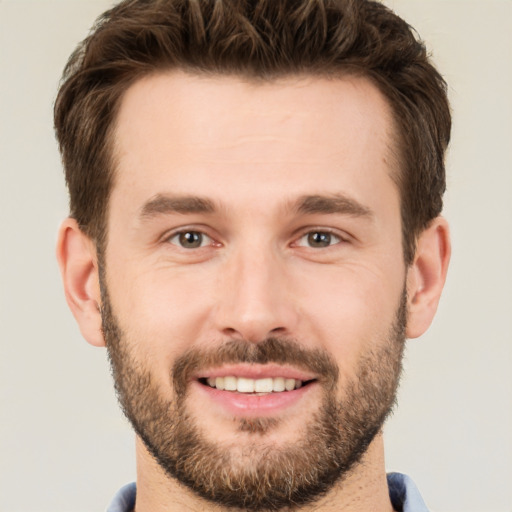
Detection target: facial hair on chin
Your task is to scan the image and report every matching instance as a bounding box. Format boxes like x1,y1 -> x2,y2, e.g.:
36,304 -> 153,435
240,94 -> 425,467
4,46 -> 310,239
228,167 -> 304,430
101,275 -> 407,511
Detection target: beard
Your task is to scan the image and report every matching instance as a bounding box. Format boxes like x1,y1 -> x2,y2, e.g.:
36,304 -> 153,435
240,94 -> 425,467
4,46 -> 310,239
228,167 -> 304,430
101,278 -> 406,511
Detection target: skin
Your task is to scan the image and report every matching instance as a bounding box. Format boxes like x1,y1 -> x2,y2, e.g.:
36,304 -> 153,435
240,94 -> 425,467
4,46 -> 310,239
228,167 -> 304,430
57,71 -> 450,511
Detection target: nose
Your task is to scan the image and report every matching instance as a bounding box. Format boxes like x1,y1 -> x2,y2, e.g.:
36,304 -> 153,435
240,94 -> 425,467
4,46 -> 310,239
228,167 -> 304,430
213,243 -> 299,343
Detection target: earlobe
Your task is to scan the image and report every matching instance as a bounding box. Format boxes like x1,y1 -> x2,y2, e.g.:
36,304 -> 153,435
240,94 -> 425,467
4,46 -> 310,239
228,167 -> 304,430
56,218 -> 105,347
406,217 -> 451,339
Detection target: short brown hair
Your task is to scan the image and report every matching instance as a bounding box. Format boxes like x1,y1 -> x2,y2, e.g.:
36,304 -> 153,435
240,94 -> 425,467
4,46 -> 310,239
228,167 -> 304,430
54,0 -> 451,263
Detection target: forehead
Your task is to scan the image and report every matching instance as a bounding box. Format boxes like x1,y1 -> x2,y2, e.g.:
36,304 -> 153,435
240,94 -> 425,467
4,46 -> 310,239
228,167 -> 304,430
111,70 -> 398,212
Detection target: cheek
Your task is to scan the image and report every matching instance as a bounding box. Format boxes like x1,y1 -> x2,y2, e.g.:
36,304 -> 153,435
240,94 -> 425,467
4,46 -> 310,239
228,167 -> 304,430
294,262 -> 404,374
106,264 -> 220,380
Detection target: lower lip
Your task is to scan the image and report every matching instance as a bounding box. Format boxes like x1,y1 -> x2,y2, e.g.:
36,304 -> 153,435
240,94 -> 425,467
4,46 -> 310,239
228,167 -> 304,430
193,381 -> 317,417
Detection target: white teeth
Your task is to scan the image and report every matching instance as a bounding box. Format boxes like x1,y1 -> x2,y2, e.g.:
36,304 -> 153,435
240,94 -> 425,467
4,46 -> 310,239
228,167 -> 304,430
254,378 -> 273,393
273,377 -> 285,392
237,377 -> 255,393
224,376 -> 237,391
205,376 -> 305,393
285,378 -> 296,391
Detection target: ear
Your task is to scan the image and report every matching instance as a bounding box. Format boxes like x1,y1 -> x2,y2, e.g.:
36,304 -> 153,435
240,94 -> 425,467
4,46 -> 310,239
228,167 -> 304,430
406,217 -> 451,339
56,218 -> 105,347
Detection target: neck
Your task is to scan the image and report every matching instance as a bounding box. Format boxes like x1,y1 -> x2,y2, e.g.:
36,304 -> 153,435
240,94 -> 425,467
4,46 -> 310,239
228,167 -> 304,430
133,434 -> 395,512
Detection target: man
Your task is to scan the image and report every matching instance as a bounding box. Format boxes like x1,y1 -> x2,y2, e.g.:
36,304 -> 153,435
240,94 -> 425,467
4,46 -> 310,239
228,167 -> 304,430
54,0 -> 451,510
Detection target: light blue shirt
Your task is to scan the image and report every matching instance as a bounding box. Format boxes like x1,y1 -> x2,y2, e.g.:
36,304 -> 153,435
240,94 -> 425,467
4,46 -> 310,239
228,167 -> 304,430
387,472 -> 430,511
107,472 -> 429,511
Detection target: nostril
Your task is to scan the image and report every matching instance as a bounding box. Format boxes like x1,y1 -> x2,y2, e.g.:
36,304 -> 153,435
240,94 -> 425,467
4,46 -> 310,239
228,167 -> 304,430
220,326 -> 287,344
270,326 -> 286,334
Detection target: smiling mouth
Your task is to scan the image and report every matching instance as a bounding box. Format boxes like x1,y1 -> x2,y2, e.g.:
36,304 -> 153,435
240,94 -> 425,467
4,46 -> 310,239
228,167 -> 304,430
199,376 -> 316,394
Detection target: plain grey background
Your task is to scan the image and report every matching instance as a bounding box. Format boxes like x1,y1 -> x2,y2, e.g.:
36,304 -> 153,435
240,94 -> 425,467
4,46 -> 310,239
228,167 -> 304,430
1,1 -> 511,511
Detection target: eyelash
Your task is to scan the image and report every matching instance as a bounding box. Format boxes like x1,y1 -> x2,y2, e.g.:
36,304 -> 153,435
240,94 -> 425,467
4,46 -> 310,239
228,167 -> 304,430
166,230 -> 215,249
164,227 -> 348,250
294,230 -> 344,249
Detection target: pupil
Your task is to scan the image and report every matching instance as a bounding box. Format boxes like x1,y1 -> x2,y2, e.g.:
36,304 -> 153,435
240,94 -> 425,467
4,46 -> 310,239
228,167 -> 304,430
179,232 -> 202,248
308,232 -> 331,247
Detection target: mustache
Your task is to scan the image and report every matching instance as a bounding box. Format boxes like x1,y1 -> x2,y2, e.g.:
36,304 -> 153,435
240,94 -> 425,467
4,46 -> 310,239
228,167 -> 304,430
172,337 -> 339,397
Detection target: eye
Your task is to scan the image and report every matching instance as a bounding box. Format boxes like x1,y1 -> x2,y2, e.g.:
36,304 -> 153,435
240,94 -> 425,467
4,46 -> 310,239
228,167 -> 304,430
168,230 -> 213,249
296,230 -> 342,248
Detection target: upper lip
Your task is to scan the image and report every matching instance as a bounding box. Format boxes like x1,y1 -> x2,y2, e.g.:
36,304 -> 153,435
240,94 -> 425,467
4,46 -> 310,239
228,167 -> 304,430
194,363 -> 317,382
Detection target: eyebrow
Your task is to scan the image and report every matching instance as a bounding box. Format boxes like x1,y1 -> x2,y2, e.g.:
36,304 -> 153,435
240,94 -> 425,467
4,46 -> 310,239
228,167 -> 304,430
140,194 -> 216,219
139,192 -> 373,221
294,194 -> 373,218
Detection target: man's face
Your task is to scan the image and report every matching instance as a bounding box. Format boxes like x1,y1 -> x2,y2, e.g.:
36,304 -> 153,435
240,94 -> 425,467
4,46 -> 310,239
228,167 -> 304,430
102,72 -> 407,509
